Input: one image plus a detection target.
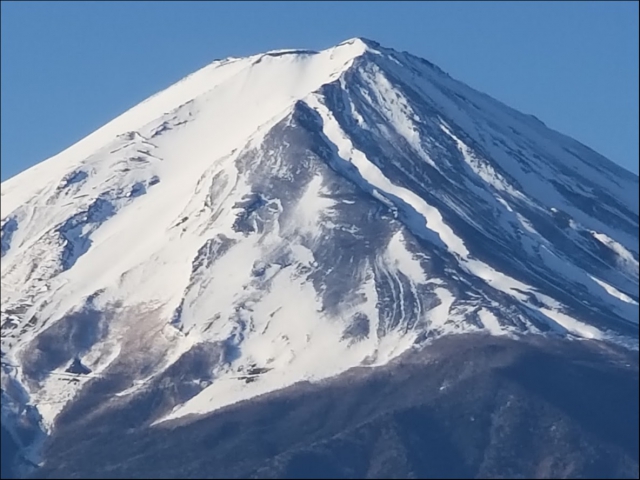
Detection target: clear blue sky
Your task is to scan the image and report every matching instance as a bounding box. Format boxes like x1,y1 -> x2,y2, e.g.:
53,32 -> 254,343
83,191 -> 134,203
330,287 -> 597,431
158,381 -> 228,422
1,1 -> 638,181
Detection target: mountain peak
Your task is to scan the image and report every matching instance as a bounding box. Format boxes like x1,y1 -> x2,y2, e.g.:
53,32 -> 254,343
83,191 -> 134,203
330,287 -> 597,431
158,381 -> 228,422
245,37 -> 382,67
329,36 -> 387,59
1,36 -> 637,458
336,36 -> 381,50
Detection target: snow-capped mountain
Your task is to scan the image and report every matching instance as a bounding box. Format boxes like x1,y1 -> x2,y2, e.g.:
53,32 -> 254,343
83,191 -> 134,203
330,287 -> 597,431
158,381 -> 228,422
1,38 -> 638,469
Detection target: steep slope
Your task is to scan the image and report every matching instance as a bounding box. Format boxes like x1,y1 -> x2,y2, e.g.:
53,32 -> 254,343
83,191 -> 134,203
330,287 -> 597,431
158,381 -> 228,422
1,38 -> 638,475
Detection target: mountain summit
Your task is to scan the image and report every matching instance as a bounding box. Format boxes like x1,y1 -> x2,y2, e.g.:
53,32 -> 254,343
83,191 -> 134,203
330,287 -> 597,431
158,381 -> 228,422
1,38 -> 638,477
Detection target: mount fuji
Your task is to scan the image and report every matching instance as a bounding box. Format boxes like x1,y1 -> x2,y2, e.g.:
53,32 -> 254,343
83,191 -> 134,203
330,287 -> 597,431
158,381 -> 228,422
1,38 -> 638,478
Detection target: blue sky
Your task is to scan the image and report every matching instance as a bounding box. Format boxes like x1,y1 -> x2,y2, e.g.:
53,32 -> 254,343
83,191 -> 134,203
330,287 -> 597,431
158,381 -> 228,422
1,1 -> 638,181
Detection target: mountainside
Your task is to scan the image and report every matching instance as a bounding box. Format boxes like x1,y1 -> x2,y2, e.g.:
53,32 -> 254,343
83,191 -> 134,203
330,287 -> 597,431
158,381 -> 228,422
28,335 -> 640,479
1,38 -> 638,478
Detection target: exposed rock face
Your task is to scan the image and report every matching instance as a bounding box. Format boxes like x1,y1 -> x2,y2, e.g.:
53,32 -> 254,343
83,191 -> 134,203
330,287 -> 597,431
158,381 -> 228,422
34,335 -> 639,479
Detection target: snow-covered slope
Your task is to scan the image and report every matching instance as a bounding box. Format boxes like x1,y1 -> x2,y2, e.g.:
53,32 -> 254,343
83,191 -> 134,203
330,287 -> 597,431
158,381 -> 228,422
1,38 -> 638,452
